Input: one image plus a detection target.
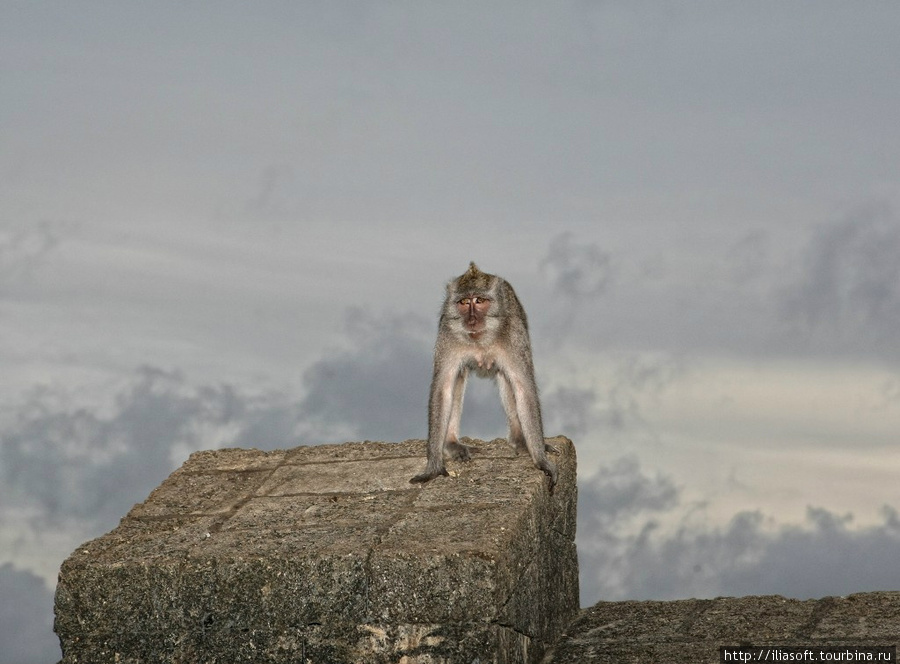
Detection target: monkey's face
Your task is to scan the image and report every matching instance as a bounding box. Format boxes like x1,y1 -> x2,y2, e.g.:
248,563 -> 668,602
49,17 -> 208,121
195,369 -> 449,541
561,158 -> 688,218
457,296 -> 492,339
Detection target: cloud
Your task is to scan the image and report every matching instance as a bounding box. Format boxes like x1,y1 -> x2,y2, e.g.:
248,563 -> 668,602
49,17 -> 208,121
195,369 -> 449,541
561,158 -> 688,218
724,229 -> 770,286
577,459 -> 900,603
244,164 -> 296,218
0,367 -> 308,535
580,455 -> 680,531
536,232 -> 616,348
0,563 -> 60,664
296,307 -> 432,441
543,386 -> 602,440
0,220 -> 67,294
540,232 -> 615,300
544,203 -> 900,362
622,506 -> 900,602
543,352 -> 684,446
780,203 -> 900,358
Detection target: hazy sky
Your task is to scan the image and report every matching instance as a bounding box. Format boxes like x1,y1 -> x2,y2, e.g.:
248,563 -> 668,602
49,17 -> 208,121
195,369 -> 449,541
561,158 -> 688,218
3,3 -> 900,661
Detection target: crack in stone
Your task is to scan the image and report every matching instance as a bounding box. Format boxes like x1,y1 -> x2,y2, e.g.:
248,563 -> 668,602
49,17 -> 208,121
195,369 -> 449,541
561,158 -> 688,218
677,599 -> 714,636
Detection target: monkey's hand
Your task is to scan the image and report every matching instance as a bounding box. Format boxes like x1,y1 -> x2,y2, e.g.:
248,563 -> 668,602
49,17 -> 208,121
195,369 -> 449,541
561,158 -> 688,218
410,468 -> 449,484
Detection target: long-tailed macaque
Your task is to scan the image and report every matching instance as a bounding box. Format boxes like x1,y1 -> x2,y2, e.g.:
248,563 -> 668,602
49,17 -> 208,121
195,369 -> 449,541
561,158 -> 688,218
410,262 -> 557,489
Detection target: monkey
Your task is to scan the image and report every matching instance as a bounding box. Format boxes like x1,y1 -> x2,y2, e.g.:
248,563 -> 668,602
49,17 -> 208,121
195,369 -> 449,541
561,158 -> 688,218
410,262 -> 558,489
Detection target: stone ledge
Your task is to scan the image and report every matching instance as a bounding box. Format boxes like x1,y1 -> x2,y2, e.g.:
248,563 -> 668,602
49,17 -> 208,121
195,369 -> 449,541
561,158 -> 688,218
54,437 -> 579,664
543,592 -> 900,663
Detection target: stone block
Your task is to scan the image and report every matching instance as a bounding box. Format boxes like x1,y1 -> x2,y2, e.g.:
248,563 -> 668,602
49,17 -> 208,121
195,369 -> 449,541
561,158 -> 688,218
55,437 -> 578,663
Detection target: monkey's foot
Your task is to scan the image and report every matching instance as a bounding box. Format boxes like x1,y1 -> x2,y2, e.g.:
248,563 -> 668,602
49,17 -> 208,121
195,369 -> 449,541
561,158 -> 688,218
410,468 -> 449,484
445,440 -> 475,462
507,434 -> 528,453
545,443 -> 560,455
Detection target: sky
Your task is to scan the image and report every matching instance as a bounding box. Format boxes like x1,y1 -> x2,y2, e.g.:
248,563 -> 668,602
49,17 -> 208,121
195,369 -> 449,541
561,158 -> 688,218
3,2 -> 900,661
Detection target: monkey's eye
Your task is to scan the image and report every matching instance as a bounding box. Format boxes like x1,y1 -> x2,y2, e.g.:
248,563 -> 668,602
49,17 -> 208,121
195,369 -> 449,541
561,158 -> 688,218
474,297 -> 487,304
459,298 -> 471,305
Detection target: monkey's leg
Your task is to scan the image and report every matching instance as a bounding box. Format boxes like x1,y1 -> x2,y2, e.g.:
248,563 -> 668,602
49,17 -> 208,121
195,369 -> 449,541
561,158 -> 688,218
444,371 -> 473,462
508,373 -> 558,489
498,373 -> 556,455
411,367 -> 458,483
497,372 -> 527,453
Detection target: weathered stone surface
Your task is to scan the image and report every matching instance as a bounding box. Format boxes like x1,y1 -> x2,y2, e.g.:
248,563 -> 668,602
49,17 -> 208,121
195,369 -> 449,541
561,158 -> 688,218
55,437 -> 578,663
543,592 -> 900,663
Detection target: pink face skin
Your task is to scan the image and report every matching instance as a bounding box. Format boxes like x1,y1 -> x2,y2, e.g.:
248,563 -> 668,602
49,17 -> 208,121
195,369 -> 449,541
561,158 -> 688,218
457,296 -> 491,339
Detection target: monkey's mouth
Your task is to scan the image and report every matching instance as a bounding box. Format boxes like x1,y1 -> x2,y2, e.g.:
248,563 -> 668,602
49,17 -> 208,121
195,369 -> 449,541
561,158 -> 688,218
468,331 -> 484,340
